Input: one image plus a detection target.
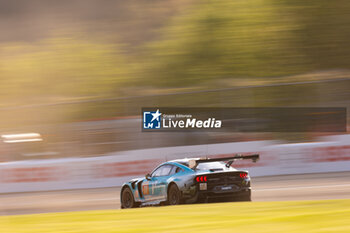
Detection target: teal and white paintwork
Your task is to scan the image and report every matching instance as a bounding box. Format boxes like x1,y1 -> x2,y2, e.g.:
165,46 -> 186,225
120,158 -> 251,206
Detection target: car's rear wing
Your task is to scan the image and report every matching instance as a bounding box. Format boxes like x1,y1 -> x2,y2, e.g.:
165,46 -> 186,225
189,154 -> 259,169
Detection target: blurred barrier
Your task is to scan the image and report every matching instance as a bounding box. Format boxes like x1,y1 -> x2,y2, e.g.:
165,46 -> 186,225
0,135 -> 350,193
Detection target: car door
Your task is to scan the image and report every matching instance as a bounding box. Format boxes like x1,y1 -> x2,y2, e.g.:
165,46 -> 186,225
157,165 -> 184,199
143,165 -> 173,201
154,165 -> 173,199
142,166 -> 161,201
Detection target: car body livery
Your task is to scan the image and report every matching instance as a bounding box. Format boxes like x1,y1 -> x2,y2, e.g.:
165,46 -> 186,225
120,154 -> 259,208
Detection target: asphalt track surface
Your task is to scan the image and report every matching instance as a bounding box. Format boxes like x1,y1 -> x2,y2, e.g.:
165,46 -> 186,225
1,172 -> 349,216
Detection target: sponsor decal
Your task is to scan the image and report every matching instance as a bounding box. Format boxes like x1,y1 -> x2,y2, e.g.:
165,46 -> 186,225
1,167 -> 61,183
310,145 -> 350,162
142,183 -> 150,195
95,159 -> 161,178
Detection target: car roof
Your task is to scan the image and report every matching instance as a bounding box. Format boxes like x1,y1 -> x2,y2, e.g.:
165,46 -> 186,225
168,158 -> 204,168
169,158 -> 200,166
169,158 -> 230,168
169,158 -> 201,163
151,160 -> 193,172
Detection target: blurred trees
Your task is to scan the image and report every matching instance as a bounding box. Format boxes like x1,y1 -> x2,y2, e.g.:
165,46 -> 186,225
292,0 -> 350,69
144,0 -> 350,86
0,37 -> 129,104
0,0 -> 350,124
144,0 -> 304,86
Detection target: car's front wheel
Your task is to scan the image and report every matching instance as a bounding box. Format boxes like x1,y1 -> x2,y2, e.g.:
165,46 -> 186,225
167,184 -> 181,205
121,187 -> 137,209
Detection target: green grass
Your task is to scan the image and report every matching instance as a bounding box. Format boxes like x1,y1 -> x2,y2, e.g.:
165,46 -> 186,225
1,200 -> 350,233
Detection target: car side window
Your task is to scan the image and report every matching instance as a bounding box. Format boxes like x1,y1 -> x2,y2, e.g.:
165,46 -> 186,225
159,165 -> 172,176
152,165 -> 173,177
175,167 -> 183,173
169,165 -> 183,175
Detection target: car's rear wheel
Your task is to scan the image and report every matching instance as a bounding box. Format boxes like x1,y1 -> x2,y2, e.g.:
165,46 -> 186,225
167,184 -> 181,205
121,187 -> 137,209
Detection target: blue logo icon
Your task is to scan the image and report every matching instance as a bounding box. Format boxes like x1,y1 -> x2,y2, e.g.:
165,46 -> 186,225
143,109 -> 162,129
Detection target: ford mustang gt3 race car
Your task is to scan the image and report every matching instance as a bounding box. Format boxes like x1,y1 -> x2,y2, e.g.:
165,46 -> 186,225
120,154 -> 259,208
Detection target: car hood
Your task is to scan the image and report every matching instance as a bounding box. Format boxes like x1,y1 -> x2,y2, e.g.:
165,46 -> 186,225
129,177 -> 145,183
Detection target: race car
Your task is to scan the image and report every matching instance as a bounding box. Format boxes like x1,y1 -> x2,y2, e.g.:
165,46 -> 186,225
120,154 -> 259,208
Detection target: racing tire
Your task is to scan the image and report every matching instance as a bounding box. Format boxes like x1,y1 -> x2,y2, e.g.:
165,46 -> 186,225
167,184 -> 182,205
121,187 -> 138,209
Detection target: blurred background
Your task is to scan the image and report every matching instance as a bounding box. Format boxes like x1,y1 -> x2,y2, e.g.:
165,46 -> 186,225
1,1 -> 350,223
0,0 -> 349,162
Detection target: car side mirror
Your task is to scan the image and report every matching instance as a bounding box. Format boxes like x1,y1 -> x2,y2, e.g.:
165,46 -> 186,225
145,173 -> 151,180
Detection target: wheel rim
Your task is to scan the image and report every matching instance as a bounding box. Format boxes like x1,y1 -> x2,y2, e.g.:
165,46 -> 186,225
122,190 -> 132,208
